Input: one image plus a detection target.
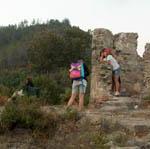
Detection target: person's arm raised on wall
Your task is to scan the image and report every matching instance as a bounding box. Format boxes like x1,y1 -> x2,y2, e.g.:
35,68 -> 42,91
99,52 -> 106,63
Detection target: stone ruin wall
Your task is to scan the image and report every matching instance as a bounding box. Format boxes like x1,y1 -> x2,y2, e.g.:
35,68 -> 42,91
90,28 -> 150,105
143,43 -> 150,96
90,29 -> 114,104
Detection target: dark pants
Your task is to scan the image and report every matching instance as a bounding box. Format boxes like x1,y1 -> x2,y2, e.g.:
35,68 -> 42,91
26,86 -> 40,97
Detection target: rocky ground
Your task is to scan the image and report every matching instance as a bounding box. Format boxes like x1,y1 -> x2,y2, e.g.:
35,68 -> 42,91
85,96 -> 150,148
0,96 -> 150,148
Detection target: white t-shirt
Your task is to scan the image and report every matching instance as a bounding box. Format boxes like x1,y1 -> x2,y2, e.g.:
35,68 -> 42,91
106,55 -> 120,70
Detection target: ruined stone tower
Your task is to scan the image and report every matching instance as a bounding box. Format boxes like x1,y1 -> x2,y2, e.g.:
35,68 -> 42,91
90,28 -> 143,105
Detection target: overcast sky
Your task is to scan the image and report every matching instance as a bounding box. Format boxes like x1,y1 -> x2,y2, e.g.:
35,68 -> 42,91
0,0 -> 150,56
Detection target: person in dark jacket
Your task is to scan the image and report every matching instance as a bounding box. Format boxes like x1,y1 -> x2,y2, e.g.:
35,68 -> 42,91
24,77 -> 40,97
25,77 -> 34,91
67,59 -> 89,111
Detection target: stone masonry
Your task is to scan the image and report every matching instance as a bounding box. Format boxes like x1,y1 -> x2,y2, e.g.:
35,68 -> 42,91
90,29 -> 114,105
114,33 -> 143,95
90,28 -> 144,106
143,43 -> 150,96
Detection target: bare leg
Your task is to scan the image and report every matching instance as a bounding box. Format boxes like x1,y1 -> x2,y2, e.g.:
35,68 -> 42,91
79,93 -> 84,111
119,76 -> 121,92
67,93 -> 77,108
112,75 -> 116,92
114,76 -> 120,93
73,99 -> 78,105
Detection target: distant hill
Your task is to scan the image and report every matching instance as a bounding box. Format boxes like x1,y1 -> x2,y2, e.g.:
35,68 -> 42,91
0,19 -> 91,71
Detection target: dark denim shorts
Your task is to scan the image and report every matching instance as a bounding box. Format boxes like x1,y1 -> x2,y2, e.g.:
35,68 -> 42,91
112,67 -> 121,76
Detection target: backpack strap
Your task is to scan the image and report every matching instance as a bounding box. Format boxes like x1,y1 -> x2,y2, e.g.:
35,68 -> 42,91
81,63 -> 85,78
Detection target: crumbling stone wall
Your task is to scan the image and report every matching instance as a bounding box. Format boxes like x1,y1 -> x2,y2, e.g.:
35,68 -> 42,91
114,33 -> 143,95
90,28 -> 143,105
90,29 -> 113,105
143,43 -> 150,96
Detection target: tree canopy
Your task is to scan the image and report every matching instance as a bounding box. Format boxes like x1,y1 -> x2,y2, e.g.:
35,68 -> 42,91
0,19 -> 91,71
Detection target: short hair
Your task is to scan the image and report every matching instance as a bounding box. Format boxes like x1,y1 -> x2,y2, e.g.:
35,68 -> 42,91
78,59 -> 84,63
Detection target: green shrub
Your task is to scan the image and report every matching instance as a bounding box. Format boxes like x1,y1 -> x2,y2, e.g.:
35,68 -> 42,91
143,95 -> 150,100
1,100 -> 40,129
0,98 -> 59,136
18,104 -> 42,129
84,94 -> 90,106
112,132 -> 128,146
92,132 -> 109,149
0,69 -> 71,105
0,67 -> 90,106
33,112 -> 59,137
33,70 -> 71,105
0,69 -> 27,88
62,108 -> 79,121
0,85 -> 14,96
0,69 -> 27,96
60,87 -> 71,103
1,102 -> 19,129
34,75 -> 63,104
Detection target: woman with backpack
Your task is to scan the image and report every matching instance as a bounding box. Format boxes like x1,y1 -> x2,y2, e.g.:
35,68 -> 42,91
67,59 -> 89,111
100,48 -> 121,96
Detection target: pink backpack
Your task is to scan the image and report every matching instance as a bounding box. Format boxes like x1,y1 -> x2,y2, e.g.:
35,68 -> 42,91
69,62 -> 84,79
